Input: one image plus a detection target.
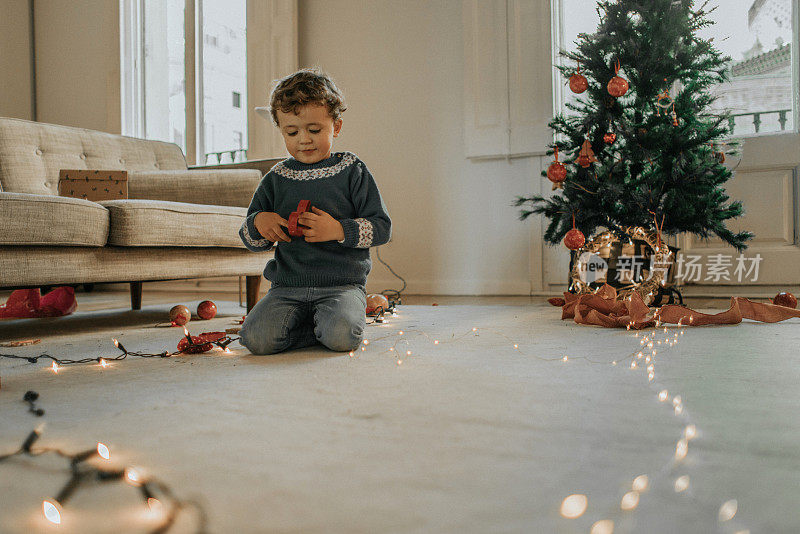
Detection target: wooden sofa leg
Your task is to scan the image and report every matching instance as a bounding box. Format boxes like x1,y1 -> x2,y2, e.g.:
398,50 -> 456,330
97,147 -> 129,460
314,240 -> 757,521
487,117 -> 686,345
245,276 -> 261,313
130,281 -> 143,310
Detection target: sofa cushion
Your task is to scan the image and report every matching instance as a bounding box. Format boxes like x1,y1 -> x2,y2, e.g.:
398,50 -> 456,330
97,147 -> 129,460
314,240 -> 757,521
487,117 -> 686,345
100,199 -> 247,248
0,192 -> 109,246
127,169 -> 262,208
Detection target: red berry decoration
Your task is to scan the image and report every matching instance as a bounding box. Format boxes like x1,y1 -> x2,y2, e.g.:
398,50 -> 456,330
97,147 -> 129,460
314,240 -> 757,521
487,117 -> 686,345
169,305 -> 191,326
197,300 -> 217,320
607,59 -> 628,98
603,132 -> 617,144
772,292 -> 797,309
547,147 -> 567,189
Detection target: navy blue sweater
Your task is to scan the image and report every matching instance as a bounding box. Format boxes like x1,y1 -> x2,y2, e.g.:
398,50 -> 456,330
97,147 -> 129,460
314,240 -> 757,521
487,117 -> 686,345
239,151 -> 391,287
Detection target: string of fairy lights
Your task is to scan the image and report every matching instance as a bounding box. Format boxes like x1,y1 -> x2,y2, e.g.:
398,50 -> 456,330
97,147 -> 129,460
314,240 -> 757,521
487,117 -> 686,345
2,304 -> 751,532
0,327 -> 235,532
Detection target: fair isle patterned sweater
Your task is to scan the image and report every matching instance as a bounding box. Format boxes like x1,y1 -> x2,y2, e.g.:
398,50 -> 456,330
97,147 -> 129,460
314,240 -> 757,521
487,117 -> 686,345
239,151 -> 391,287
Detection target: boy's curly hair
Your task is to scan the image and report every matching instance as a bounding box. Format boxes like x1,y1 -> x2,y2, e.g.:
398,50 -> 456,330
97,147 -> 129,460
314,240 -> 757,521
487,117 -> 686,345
269,67 -> 347,126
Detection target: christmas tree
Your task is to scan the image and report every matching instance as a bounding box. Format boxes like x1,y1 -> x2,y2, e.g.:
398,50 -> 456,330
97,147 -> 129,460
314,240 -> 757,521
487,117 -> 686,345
516,0 -> 753,251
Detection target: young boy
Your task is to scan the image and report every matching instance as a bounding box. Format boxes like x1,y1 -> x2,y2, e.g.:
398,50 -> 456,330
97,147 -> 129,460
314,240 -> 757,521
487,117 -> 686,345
238,68 -> 391,354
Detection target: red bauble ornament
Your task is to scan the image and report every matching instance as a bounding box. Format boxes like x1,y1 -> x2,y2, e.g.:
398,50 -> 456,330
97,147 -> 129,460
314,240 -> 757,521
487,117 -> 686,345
366,294 -> 389,315
607,60 -> 628,98
607,76 -> 628,97
564,229 -> 585,250
176,331 -> 226,354
569,73 -> 588,94
169,305 -> 191,326
772,292 -> 798,309
197,300 -> 217,320
603,132 -> 616,144
547,147 -> 567,189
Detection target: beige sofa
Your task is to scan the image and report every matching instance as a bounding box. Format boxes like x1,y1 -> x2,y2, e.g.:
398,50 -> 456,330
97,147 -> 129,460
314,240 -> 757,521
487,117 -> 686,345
0,117 -> 277,311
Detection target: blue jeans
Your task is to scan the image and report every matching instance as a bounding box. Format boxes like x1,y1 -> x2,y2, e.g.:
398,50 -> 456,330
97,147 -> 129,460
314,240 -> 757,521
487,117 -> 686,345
239,284 -> 367,355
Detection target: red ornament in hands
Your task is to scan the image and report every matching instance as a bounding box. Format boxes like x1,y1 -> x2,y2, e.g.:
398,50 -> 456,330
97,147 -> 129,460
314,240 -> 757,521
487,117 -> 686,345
197,300 -> 217,320
607,60 -> 628,98
772,292 -> 797,308
569,64 -> 588,94
287,200 -> 312,237
547,147 -> 567,190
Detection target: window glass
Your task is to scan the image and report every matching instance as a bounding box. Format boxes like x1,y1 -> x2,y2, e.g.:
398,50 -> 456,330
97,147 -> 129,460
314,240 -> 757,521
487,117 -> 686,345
556,0 -> 795,136
201,0 -> 248,163
143,0 -> 186,153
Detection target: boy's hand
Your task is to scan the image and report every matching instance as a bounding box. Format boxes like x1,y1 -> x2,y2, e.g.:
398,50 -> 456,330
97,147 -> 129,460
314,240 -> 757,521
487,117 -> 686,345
298,207 -> 345,242
254,212 -> 290,242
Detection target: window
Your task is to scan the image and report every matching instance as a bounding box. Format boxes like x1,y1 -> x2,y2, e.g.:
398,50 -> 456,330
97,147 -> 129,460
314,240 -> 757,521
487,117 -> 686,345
554,0 -> 798,137
122,0 -> 247,163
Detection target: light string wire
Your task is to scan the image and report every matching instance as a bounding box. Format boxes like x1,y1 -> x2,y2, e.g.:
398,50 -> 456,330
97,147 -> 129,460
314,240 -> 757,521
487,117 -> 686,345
0,415 -> 209,533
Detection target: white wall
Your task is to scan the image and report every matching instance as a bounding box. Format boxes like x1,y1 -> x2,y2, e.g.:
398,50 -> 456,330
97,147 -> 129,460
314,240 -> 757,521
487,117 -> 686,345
33,0 -> 121,133
298,0 -> 555,295
0,0 -> 34,120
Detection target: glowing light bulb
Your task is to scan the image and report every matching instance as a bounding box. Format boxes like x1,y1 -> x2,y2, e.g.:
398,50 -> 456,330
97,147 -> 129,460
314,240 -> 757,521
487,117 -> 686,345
675,404 -> 684,415
632,474 -> 649,492
113,338 -> 119,347
361,347 -> 366,352
398,331 -> 404,335
718,499 -> 738,522
363,339 -> 370,345
637,352 -> 643,359
99,358 -> 108,368
125,467 -> 142,486
630,361 -> 637,369
513,344 -> 518,349
51,362 -> 60,373
590,519 -> 614,534
647,364 -> 654,373
389,347 -> 395,352
648,372 -> 655,382
675,439 -> 688,460
562,355 -> 569,362
183,326 -> 189,336
658,390 -> 668,402
434,340 -> 440,345
406,350 -> 412,356
672,395 -> 682,407
43,500 -> 61,524
674,475 -> 690,492
349,351 -> 354,357
97,442 -> 110,460
684,424 -> 697,440
612,361 -> 617,366
224,348 -> 231,354
652,349 -> 657,356
620,490 -> 639,511
559,494 -> 587,518
397,359 -> 403,365
645,355 -> 651,363
472,327 -> 478,332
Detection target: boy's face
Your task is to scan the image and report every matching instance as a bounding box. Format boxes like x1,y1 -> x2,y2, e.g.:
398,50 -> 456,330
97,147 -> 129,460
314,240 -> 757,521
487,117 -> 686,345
276,103 -> 343,164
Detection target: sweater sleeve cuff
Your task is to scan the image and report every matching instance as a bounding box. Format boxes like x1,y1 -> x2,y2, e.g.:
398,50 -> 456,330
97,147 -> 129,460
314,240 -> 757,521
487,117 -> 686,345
240,213 -> 273,251
340,218 -> 374,248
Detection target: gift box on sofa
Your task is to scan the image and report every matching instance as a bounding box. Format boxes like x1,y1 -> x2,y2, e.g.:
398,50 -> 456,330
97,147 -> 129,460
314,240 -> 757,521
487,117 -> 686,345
58,169 -> 128,201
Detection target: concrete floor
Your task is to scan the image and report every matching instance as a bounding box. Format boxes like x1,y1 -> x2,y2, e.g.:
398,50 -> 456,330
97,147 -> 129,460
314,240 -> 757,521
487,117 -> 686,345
1,289 -> 799,533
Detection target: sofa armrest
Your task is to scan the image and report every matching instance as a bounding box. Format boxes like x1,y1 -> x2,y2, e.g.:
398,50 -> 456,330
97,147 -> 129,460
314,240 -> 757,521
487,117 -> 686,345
127,169 -> 262,208
189,157 -> 284,177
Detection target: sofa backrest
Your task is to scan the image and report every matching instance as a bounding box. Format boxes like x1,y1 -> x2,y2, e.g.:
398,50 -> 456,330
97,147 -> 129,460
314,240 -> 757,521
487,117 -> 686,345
0,117 -> 188,195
